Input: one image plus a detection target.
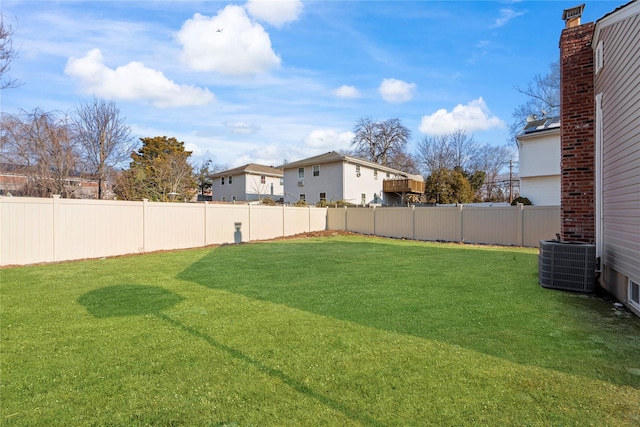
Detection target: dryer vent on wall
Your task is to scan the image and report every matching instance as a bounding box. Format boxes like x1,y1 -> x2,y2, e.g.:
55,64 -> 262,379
538,240 -> 596,292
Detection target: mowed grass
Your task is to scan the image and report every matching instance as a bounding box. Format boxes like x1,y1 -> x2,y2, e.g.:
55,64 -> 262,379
1,235 -> 639,426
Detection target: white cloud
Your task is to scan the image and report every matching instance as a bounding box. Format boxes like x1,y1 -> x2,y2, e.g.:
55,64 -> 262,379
177,6 -> 281,76
64,49 -> 214,108
245,0 -> 303,28
225,121 -> 258,134
334,85 -> 359,99
491,8 -> 525,28
378,78 -> 416,103
303,129 -> 354,151
419,97 -> 505,135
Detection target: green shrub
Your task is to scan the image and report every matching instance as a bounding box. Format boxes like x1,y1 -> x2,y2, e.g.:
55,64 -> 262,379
260,197 -> 277,206
511,196 -> 532,206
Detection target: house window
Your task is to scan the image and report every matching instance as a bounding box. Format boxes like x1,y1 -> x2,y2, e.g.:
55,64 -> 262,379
232,196 -> 236,202
280,177 -> 284,186
298,167 -> 305,179
228,176 -> 232,184
356,165 -> 361,177
261,175 -> 266,184
361,193 -> 366,205
270,183 -> 274,195
386,172 -> 390,178
374,170 -> 378,180
221,177 -> 225,185
319,192 -> 326,201
313,165 -> 320,177
300,194 -> 306,201
222,196 -> 226,202
630,280 -> 640,311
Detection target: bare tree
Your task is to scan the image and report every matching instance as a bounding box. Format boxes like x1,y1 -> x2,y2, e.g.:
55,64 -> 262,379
352,117 -> 411,167
509,61 -> 560,144
449,128 -> 479,171
416,134 -> 455,174
0,13 -> 21,90
1,109 -> 79,197
474,145 -> 514,201
73,97 -> 136,199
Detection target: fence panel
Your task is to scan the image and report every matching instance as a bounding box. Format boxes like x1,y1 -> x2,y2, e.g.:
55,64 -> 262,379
1,197 -> 54,265
250,205 -> 285,241
374,207 -> 413,239
206,204 -> 250,244
283,206 -> 325,236
57,198 -> 143,261
145,201 -> 205,252
413,207 -> 461,242
462,206 -> 520,245
327,207 -> 346,230
523,206 -> 561,247
346,208 -> 375,235
309,207 -> 328,232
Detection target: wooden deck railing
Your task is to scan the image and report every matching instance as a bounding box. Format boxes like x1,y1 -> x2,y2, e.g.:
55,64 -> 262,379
383,178 -> 425,193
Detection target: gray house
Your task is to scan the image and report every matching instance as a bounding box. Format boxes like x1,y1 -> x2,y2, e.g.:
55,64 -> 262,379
210,164 -> 283,202
560,1 -> 640,316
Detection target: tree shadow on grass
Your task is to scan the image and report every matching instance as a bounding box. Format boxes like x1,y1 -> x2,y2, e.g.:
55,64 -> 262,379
176,239 -> 640,389
77,285 -> 385,426
78,285 -> 185,318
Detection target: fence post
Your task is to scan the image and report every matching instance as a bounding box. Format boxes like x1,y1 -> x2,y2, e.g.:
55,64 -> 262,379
516,203 -> 524,246
412,205 -> 416,240
344,206 -> 348,231
142,199 -> 148,253
248,204 -> 252,241
458,204 -> 464,243
203,201 -> 208,246
372,205 -> 377,235
52,195 -> 61,261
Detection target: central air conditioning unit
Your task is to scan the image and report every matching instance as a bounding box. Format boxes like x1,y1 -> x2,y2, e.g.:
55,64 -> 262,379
538,240 -> 596,292
298,180 -> 304,187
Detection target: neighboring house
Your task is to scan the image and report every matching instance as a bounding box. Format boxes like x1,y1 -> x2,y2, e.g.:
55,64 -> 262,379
560,1 -> 640,316
210,163 -> 283,202
0,162 -> 99,198
280,151 -> 424,206
516,116 -> 561,206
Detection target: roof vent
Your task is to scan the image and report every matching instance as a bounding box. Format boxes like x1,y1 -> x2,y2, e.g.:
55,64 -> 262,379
562,4 -> 585,28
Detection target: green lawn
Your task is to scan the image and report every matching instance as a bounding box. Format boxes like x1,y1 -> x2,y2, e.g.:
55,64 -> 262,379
1,235 -> 639,426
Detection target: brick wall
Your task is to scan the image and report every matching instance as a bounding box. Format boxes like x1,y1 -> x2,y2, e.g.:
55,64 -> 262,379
559,22 -> 596,243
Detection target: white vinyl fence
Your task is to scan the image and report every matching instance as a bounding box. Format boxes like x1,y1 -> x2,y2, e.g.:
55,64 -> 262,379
1,197 -> 560,266
0,196 -> 327,266
327,205 -> 560,247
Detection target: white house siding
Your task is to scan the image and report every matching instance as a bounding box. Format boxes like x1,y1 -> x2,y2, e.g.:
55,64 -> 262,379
213,173 -> 283,202
520,176 -> 561,206
283,162 -> 344,205
594,2 -> 640,313
518,130 -> 560,206
519,132 -> 560,177
342,162 -> 388,205
244,174 -> 283,201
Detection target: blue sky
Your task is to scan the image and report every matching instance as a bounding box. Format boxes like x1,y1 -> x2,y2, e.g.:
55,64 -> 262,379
1,0 -> 626,168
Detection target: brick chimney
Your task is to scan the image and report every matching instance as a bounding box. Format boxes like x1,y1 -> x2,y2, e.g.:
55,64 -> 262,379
559,6 -> 595,243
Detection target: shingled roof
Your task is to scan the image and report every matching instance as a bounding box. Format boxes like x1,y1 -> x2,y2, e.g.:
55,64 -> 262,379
210,163 -> 283,178
279,151 -> 417,178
